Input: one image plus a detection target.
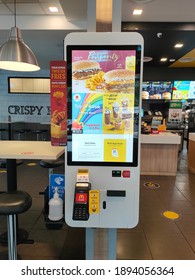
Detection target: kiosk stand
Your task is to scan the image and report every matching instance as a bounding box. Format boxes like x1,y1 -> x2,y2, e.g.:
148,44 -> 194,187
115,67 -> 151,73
64,32 -> 143,259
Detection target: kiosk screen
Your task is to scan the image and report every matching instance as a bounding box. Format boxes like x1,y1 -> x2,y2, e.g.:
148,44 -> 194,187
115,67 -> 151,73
67,45 -> 142,166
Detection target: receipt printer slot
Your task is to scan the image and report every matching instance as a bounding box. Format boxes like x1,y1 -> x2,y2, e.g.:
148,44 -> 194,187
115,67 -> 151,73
107,190 -> 126,197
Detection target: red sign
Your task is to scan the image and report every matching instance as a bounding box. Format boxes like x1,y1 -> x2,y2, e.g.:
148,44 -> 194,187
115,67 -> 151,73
50,61 -> 67,146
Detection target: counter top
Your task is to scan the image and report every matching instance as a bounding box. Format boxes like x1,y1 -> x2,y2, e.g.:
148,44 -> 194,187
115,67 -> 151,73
189,133 -> 195,141
0,140 -> 65,160
141,132 -> 181,144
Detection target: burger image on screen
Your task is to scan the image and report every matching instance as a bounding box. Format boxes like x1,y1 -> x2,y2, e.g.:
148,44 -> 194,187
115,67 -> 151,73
104,69 -> 135,92
142,91 -> 149,99
162,92 -> 171,100
72,60 -> 101,80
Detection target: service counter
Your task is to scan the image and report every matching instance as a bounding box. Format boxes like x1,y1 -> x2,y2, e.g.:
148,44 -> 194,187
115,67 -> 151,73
140,132 -> 181,176
188,133 -> 195,173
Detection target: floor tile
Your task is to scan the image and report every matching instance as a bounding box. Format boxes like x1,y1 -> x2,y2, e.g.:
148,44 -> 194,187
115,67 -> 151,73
146,233 -> 195,260
117,231 -> 152,260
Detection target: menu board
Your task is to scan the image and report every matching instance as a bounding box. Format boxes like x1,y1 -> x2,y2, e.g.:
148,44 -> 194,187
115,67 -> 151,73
172,81 -> 189,99
172,80 -> 195,99
66,45 -> 142,166
188,81 -> 195,99
142,81 -> 172,100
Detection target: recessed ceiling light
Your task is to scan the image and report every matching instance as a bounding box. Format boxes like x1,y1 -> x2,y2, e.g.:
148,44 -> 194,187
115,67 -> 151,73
49,6 -> 58,13
143,56 -> 153,62
133,9 -> 143,15
178,57 -> 195,63
175,43 -> 183,48
130,0 -> 155,3
160,58 -> 167,62
169,59 -> 176,62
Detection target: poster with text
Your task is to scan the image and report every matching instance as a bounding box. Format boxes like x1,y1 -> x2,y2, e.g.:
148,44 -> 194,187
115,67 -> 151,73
50,61 -> 67,146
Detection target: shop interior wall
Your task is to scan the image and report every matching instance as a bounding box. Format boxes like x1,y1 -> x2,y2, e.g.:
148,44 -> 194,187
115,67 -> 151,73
143,66 -> 195,81
0,69 -> 50,124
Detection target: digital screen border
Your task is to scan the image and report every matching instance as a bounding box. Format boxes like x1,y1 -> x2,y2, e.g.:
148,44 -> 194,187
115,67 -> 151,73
66,45 -> 142,167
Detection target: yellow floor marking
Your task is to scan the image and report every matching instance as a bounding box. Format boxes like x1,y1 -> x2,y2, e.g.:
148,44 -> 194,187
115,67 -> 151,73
163,211 -> 179,220
27,162 -> 37,166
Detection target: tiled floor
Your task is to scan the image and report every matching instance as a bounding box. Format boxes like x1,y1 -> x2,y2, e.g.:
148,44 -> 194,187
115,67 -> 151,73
1,140 -> 195,260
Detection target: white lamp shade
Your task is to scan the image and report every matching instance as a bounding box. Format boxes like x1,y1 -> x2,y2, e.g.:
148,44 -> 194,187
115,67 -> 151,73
0,27 -> 40,72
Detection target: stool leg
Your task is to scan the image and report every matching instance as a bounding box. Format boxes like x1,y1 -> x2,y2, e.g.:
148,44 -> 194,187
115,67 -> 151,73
7,214 -> 17,260
49,168 -> 54,175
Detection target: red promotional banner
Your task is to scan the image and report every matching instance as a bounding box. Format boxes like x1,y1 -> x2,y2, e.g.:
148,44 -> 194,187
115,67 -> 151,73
50,61 -> 67,146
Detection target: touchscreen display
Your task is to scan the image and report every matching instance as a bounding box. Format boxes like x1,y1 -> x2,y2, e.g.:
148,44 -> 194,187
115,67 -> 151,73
66,45 -> 142,166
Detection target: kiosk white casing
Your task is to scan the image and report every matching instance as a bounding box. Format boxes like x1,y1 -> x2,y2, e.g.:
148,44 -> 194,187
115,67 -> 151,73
64,32 -> 143,228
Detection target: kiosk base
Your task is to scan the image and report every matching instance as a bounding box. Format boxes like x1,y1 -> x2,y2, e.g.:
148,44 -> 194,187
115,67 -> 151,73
86,228 -> 117,260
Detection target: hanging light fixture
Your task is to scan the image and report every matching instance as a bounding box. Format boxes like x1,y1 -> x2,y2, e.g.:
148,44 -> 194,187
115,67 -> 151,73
0,0 -> 40,72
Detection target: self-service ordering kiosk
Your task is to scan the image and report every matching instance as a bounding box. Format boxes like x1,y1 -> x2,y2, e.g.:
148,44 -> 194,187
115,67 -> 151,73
64,32 -> 143,229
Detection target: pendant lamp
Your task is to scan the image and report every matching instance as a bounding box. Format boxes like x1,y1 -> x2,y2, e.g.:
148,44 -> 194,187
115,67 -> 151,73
0,0 -> 40,72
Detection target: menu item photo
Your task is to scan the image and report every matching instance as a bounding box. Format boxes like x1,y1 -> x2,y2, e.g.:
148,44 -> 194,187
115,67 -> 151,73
103,69 -> 135,93
72,60 -> 102,80
51,110 -> 67,139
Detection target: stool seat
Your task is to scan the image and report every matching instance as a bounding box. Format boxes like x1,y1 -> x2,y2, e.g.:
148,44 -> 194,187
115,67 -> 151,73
15,129 -> 25,134
0,129 -> 8,140
33,130 -> 47,141
33,130 -> 43,134
22,129 -> 32,140
0,159 -> 23,168
39,159 -> 64,169
14,130 -> 25,140
0,190 -> 32,260
0,191 -> 32,215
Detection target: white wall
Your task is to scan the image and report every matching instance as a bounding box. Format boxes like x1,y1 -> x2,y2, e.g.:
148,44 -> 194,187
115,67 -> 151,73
0,69 -> 50,123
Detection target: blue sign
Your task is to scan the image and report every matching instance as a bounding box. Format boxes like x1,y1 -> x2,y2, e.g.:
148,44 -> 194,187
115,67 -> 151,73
49,174 -> 65,202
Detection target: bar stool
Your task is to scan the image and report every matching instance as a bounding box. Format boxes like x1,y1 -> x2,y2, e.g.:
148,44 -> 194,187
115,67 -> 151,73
0,191 -> 32,260
0,159 -> 23,169
39,159 -> 64,175
0,129 -> 7,140
14,130 -> 25,140
32,130 -> 46,141
22,129 -> 32,140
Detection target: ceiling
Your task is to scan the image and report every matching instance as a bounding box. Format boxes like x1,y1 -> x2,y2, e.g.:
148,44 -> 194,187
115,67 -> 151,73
0,0 -> 195,69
